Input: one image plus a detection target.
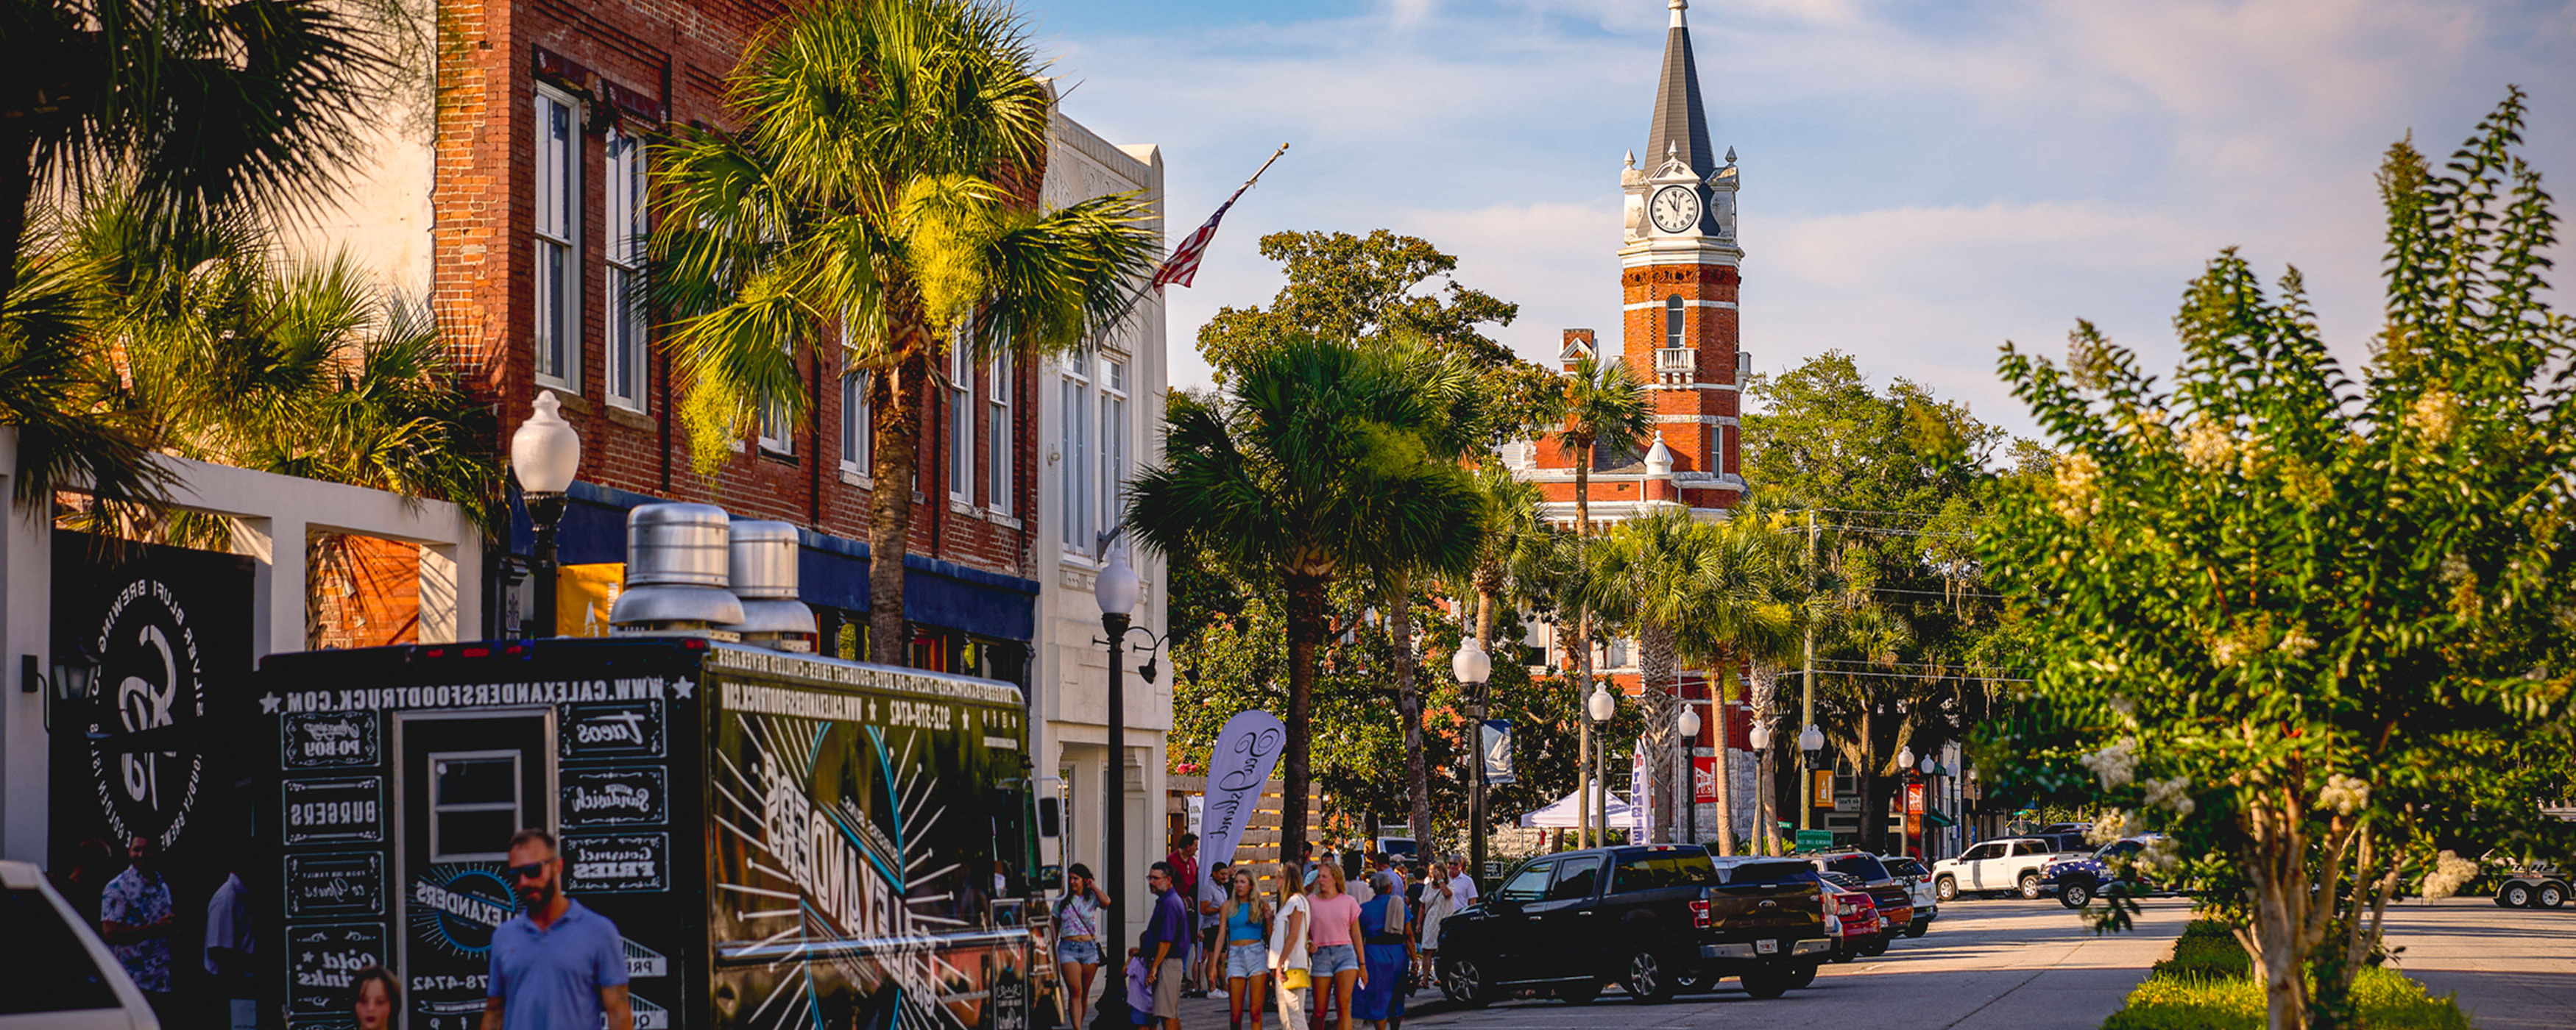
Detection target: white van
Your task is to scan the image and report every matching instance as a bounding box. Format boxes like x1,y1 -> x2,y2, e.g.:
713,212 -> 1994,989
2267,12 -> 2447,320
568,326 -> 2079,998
0,861 -> 161,1029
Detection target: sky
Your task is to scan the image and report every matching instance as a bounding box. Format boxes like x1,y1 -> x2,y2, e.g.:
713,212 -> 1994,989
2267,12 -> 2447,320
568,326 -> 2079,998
1027,0 -> 2576,441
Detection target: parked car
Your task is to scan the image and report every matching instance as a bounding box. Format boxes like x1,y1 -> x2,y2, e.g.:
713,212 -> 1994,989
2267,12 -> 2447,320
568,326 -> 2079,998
1932,837 -> 2065,900
1814,870 -> 1884,962
2495,864 -> 2569,909
1,860 -> 161,1029
2040,835 -> 2172,908
1880,856 -> 1940,936
1797,850 -> 1912,948
1435,845 -> 1832,1006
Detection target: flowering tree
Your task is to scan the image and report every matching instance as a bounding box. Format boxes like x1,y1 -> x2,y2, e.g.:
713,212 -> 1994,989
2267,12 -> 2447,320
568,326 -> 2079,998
1983,92 -> 2576,1030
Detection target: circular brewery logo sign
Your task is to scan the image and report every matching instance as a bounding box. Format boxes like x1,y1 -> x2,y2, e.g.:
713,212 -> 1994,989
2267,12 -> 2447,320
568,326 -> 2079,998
85,578 -> 208,850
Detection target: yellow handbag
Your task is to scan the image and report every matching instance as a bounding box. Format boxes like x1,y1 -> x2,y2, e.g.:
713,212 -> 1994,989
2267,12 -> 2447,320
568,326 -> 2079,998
1281,968 -> 1312,990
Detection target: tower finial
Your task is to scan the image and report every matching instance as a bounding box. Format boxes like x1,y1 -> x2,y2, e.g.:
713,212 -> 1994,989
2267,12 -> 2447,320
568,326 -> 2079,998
1626,149 -> 1636,169
1725,146 -> 1737,166
1671,0 -> 1687,26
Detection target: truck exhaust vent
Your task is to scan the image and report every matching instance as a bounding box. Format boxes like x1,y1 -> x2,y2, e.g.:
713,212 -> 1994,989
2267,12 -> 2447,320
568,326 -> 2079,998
609,502 -> 745,634
720,519 -> 817,652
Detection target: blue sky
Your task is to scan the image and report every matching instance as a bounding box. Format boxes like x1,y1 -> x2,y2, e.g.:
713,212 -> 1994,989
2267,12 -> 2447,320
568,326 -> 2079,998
1030,0 -> 2575,439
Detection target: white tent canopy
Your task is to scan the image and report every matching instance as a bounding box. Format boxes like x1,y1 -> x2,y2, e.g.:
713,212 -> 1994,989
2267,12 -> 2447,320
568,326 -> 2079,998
1518,786 -> 1637,829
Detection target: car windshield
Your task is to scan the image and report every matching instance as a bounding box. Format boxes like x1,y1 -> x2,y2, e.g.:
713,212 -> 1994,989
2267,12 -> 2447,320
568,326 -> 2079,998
1883,858 -> 1927,877
1,887 -> 123,1015
1823,853 -> 1891,881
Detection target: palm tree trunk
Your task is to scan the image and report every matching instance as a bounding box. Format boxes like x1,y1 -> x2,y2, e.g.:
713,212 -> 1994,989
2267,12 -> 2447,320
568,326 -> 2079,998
1389,572 -> 1432,855
867,333 -> 930,665
1711,664 -> 1736,856
1638,620 -> 1674,843
1281,572 -> 1328,867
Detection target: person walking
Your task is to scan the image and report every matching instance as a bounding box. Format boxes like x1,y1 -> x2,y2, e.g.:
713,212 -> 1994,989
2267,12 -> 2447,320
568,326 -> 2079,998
1268,873 -> 1311,1030
1414,860 -> 1453,982
350,965 -> 400,1030
1140,862 -> 1190,1030
1220,869 -> 1273,1030
481,829 -> 634,1030
1054,863 -> 1111,1029
1196,860 -> 1231,997
1305,863 -> 1365,1030
1164,834 -> 1201,992
206,856 -> 258,1029
99,836 -> 176,1020
1350,873 -> 1407,1030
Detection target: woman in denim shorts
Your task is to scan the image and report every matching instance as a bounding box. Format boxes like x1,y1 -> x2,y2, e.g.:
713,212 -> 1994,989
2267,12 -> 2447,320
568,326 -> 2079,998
1219,868 -> 1275,1029
1055,864 -> 1111,1029
1305,862 -> 1367,1030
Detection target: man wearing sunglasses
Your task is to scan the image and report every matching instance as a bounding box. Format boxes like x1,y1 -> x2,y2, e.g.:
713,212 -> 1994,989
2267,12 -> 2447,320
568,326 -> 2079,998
481,829 -> 633,1030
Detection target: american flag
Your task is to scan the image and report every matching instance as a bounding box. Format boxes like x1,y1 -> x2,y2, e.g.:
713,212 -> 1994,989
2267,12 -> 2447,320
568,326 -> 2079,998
1150,144 -> 1289,291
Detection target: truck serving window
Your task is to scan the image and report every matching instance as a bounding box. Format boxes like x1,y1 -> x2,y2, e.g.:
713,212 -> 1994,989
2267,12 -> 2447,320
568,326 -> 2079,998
1546,856 -> 1604,902
430,751 -> 523,861
1613,852 -> 1718,892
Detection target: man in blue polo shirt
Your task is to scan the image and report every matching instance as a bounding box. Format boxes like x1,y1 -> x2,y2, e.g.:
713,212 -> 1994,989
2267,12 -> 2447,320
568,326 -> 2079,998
481,829 -> 633,1030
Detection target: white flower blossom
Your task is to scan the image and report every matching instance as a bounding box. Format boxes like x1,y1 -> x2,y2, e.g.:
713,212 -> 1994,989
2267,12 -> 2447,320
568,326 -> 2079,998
2318,774 -> 2371,817
2409,389 -> 2460,444
2086,809 -> 2133,846
2421,850 -> 2480,900
2276,626 -> 2318,658
2053,452 -> 2103,524
2144,775 -> 2196,817
2139,837 -> 2184,877
2182,419 -> 2236,471
2081,738 -> 2139,790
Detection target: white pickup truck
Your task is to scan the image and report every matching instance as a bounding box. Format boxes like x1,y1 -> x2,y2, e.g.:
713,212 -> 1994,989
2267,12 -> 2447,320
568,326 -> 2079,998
1931,837 -> 2067,901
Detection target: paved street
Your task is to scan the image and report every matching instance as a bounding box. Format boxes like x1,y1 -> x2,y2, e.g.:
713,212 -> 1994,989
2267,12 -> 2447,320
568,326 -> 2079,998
1166,898 -> 2192,1030
2381,898 -> 2576,1030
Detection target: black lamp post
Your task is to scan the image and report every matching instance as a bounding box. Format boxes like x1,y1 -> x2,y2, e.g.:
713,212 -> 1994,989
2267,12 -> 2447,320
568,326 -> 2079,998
1797,724 -> 1825,847
1453,639 -> 1492,883
510,391 -> 581,637
1089,544 -> 1164,1030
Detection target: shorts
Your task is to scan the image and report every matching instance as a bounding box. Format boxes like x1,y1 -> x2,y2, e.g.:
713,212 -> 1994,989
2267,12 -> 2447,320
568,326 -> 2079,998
1058,938 -> 1101,965
1226,942 -> 1267,979
1153,957 -> 1185,1018
1310,943 -> 1359,977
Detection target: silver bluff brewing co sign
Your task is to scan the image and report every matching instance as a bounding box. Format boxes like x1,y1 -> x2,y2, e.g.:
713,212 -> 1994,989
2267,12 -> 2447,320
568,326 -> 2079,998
88,577 -> 211,850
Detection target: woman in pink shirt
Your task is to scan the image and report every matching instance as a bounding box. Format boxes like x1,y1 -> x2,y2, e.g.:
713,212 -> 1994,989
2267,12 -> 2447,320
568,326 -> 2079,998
1305,863 -> 1367,1030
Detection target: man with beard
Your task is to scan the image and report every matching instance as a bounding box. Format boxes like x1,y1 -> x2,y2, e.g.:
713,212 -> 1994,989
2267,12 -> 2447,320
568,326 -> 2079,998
481,829 -> 634,1030
99,836 -> 176,1021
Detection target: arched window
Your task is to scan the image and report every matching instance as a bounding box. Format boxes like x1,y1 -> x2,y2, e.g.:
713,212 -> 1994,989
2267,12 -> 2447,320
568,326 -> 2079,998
1666,295 -> 1685,349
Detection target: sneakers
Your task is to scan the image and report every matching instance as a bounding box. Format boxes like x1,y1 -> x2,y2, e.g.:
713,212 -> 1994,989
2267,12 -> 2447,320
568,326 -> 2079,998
1211,990 -> 1229,1000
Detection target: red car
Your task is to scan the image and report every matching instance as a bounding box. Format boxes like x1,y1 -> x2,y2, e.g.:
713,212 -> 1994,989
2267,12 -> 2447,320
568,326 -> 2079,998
1819,871 -> 1886,962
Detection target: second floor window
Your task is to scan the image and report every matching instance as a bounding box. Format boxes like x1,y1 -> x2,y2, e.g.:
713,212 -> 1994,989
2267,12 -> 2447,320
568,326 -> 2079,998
1666,294 -> 1685,349
988,353 -> 1011,515
949,335 -> 974,504
757,341 -> 793,455
840,369 -> 871,477
1060,354 -> 1092,551
1098,356 -> 1128,535
604,127 -> 647,411
533,88 -> 581,391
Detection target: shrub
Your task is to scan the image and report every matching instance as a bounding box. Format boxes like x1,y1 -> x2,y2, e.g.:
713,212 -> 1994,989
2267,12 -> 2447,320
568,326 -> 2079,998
2103,967 -> 2469,1030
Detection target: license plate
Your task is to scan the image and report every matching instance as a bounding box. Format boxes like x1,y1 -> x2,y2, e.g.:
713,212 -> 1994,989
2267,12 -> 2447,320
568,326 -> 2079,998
1756,939 -> 1779,954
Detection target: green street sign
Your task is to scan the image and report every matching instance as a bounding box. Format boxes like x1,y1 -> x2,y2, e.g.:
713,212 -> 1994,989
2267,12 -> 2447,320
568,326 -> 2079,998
1795,829 -> 1834,851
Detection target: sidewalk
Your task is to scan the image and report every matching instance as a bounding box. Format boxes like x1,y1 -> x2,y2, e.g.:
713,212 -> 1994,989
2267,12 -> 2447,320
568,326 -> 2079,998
1053,979 -> 1455,1030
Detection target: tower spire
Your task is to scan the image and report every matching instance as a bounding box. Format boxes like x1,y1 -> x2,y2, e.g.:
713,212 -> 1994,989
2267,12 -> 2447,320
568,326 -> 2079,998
1647,0 -> 1714,176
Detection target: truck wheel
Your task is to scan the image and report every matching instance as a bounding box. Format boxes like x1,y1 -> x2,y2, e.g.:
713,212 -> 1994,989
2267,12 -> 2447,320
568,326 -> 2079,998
1740,966 -> 1791,1000
1860,934 -> 1889,957
1936,876 -> 1958,902
1621,949 -> 1676,1004
1439,958 -> 1493,1008
2502,883 -> 2533,908
2540,883 -> 2567,909
1786,962 -> 1819,989
2060,881 -> 2095,909
2019,873 -> 2044,899
1903,917 -> 1929,939
1555,979 -> 1602,1005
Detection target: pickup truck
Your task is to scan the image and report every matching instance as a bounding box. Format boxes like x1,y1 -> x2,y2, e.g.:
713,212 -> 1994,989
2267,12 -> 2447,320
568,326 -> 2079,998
1434,845 -> 1832,1005
2039,834 -> 2173,908
1932,837 -> 2072,901
1801,850 -> 1912,948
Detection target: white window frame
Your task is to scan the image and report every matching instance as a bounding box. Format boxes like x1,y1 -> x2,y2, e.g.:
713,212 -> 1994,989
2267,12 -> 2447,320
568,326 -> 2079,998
428,750 -> 523,862
533,85 -> 581,393
988,352 -> 1012,516
949,335 -> 975,505
1098,355 -> 1128,537
1060,352 -> 1093,553
757,341 -> 794,455
840,368 -> 872,483
604,126 -> 647,412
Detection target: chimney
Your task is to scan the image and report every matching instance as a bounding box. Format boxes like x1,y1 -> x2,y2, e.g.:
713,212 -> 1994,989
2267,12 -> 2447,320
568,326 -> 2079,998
719,521 -> 818,652
609,503 -> 745,634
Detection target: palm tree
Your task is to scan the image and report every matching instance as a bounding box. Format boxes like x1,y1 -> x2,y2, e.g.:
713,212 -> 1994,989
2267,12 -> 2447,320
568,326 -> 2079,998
1588,511 -> 1707,843
1128,336 -> 1478,867
1677,516 -> 1797,853
1546,354 -> 1649,843
652,0 -> 1158,664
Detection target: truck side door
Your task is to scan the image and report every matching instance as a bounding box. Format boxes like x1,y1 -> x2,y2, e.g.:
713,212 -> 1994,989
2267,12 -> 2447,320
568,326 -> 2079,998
1957,841 -> 2003,889
1527,855 -> 1607,978
393,710 -> 556,1030
1479,859 -> 1556,982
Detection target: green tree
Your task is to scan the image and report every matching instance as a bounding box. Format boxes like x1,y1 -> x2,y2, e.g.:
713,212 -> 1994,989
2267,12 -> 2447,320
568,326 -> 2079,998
1983,93 -> 2576,1030
650,0 -> 1158,664
1130,336 -> 1479,865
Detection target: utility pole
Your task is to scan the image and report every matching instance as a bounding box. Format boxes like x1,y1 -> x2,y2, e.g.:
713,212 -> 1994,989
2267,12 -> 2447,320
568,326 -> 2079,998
1800,508 -> 1817,834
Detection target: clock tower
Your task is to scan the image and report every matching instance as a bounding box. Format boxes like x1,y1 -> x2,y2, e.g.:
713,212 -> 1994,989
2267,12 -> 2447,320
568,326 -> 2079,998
1527,0 -> 1746,524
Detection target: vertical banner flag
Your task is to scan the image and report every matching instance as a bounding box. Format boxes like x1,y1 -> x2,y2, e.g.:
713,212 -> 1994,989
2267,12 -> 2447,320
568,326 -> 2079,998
1479,720 -> 1515,785
1199,710 -> 1287,870
1630,741 -> 1655,843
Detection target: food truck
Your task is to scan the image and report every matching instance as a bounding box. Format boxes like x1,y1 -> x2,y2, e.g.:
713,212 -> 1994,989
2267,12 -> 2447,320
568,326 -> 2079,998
247,506 -> 1055,1030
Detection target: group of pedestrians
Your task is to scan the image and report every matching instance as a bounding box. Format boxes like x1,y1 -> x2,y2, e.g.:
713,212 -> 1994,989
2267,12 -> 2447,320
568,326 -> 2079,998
1055,845 -> 1482,1030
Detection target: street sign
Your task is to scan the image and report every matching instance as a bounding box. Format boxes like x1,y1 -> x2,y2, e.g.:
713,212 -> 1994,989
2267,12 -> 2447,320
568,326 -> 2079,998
1795,829 -> 1834,851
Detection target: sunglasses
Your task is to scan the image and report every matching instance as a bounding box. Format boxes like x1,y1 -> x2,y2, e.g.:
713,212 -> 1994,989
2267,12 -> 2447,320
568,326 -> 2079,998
507,859 -> 553,881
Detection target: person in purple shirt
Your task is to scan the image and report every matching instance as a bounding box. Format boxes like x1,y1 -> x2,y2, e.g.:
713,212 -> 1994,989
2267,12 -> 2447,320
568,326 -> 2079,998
481,829 -> 633,1030
1139,862 -> 1191,1029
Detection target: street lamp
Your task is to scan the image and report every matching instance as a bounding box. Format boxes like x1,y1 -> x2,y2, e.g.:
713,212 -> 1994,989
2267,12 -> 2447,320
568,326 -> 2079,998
1749,719 -> 1773,854
1675,704 -> 1702,845
510,391 -> 581,637
1453,638 -> 1493,887
1587,684 -> 1615,842
1089,544 -> 1142,1030
1797,724 -> 1825,847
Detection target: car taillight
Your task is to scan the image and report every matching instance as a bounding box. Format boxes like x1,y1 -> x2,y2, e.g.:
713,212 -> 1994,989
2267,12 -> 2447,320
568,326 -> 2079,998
1690,900 -> 1710,928
1822,895 -> 1841,916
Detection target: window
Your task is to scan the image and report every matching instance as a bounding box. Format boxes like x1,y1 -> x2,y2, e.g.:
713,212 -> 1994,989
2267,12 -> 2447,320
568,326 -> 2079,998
988,353 -> 1011,514
1824,854 -> 1891,881
1961,842 -> 2003,862
429,751 -> 522,862
1098,355 -> 1127,533
1613,852 -> 1716,893
1496,861 -> 1554,903
1666,294 -> 1685,349
1546,856 -> 1603,902
604,127 -> 647,411
757,341 -> 793,455
840,370 -> 871,477
2011,840 -> 2048,856
949,335 -> 974,503
1060,352 -> 1093,551
533,88 -> 581,391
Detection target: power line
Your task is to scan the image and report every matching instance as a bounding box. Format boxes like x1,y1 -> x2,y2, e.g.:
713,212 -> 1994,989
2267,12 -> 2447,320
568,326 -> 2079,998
1812,667 -> 2034,684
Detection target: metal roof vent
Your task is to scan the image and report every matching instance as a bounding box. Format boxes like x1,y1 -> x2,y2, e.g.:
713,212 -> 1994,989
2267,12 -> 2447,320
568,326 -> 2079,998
609,502 -> 744,634
720,520 -> 816,651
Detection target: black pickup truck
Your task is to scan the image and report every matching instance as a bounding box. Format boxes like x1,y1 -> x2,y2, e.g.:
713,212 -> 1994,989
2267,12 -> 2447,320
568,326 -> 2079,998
1434,845 -> 1832,1006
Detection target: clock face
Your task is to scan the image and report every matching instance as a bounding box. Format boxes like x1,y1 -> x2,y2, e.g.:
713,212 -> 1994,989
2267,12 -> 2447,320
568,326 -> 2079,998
1650,185 -> 1702,233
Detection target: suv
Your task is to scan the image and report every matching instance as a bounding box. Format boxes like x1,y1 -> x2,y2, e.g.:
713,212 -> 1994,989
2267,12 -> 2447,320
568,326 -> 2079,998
1880,856 -> 1940,936
1932,837 -> 2066,901
1,860 -> 162,1029
1436,845 -> 1831,1005
2039,835 -> 2171,908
